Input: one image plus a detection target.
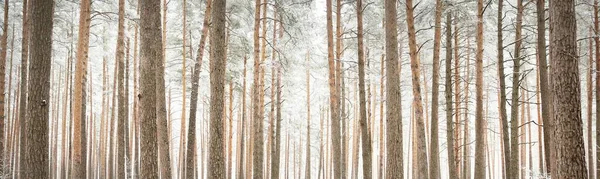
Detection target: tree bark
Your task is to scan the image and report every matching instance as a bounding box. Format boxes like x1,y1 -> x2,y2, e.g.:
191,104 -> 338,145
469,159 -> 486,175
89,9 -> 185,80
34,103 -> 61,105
71,0 -> 91,177
139,0 -> 162,177
305,51 -> 311,179
208,0 -> 227,177
444,12 -> 458,179
509,0 -> 524,178
23,0 -> 54,177
385,0 -> 403,177
588,27 -> 595,179
115,0 -> 126,177
239,55 -> 247,179
252,0 -> 263,178
473,0 -> 486,177
497,0 -> 511,175
429,0 -> 442,178
326,0 -> 343,178
0,0 -> 9,167
156,0 -> 172,177
549,0 -> 587,177
405,0 -> 429,177
537,0 -> 553,174
356,0 -> 372,178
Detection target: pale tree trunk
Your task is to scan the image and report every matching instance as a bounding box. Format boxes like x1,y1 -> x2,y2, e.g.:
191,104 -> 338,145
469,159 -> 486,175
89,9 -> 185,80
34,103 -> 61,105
537,0 -> 553,174
326,0 -> 343,178
0,0 -> 9,167
385,0 -> 403,177
497,0 -> 511,175
588,27 -> 595,179
429,0 -> 442,177
305,51 -> 311,179
405,0 -> 429,177
356,0 -> 372,178
453,21 -> 462,178
238,55 -> 247,179
23,0 -> 54,177
156,0 -> 172,177
444,12 -> 458,179
549,0 -> 587,177
509,0 -> 524,178
473,0 -> 486,177
208,0 -> 227,177
116,0 -> 126,177
139,0 -> 162,177
335,0 -> 346,176
71,0 -> 91,177
536,52 -> 545,174
595,0 -> 600,177
252,0 -> 263,177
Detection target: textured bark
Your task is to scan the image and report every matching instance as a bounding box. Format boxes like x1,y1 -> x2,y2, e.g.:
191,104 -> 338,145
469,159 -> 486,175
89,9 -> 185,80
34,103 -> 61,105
405,0 -> 429,177
208,0 -> 227,177
550,0 -> 587,178
335,0 -> 347,176
444,12 -> 458,179
549,0 -> 587,177
139,0 -> 162,177
473,0 -> 486,177
385,0 -> 402,177
156,0 -> 172,177
251,0 -> 263,177
537,0 -> 553,174
238,56 -> 247,179
305,51 -> 311,179
23,0 -> 54,177
71,0 -> 91,177
17,0 -> 30,176
356,0 -> 372,178
181,0 -> 190,177
0,0 -> 9,167
588,27 -> 595,179
115,0 -> 126,177
497,0 -> 511,176
509,0 -> 524,178
429,0 -> 442,178
326,0 -> 343,178
595,0 -> 600,178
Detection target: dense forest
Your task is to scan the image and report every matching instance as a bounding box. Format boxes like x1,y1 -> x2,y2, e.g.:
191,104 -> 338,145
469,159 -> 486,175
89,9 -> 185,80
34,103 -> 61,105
0,0 -> 594,178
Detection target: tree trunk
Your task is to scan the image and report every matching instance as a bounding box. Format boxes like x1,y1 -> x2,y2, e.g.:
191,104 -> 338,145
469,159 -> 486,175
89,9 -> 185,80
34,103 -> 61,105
473,0 -> 486,176
356,0 -> 372,178
207,0 -> 227,177
497,0 -> 511,175
252,0 -> 264,177
537,0 -> 553,174
385,0 -> 403,177
156,0 -> 172,177
509,0 -> 524,178
239,55 -> 247,179
326,0 -> 343,178
405,0 -> 429,177
23,0 -> 54,177
0,0 -> 9,167
444,12 -> 458,179
549,0 -> 587,177
595,0 -> 600,177
305,51 -> 311,179
429,0 -> 442,178
71,0 -> 91,177
115,0 -> 126,177
588,27 -> 595,179
139,0 -> 162,177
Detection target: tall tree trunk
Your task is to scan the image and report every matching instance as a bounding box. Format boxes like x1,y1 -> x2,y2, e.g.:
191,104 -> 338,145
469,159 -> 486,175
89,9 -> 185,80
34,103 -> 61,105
595,0 -> 600,177
385,0 -> 403,177
509,0 -> 524,178
238,55 -> 247,179
252,0 -> 264,177
305,51 -> 311,179
497,0 -> 511,175
588,27 -> 595,179
444,12 -> 458,179
71,0 -> 91,177
208,0 -> 227,177
325,0 -> 342,178
429,0 -> 442,178
537,0 -> 553,174
356,0 -> 372,178
335,0 -> 347,176
0,0 -> 9,167
549,0 -> 587,177
139,0 -> 162,177
115,0 -> 126,177
405,0 -> 429,177
16,0 -> 30,177
156,0 -> 172,177
23,0 -> 54,177
473,0 -> 486,177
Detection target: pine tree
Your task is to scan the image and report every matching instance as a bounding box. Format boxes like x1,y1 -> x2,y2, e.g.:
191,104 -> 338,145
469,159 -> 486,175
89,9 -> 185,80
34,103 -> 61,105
473,0 -> 487,177
429,0 -> 442,177
444,11 -> 458,179
385,0 -> 403,177
208,0 -> 227,177
356,0 -> 372,178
